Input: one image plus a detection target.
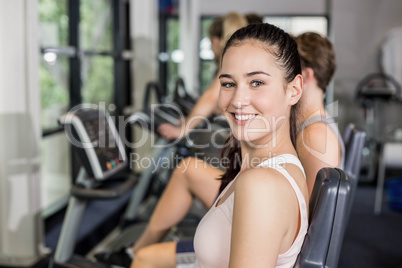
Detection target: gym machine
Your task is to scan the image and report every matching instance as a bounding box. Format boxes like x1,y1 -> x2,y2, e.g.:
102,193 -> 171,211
49,108 -> 137,268
355,73 -> 401,182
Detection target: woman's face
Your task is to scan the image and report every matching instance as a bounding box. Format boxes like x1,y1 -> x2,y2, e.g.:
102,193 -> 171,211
218,41 -> 294,146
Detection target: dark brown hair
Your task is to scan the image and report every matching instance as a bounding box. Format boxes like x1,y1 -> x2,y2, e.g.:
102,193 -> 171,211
245,13 -> 263,24
218,23 -> 301,193
208,16 -> 223,39
295,32 -> 336,92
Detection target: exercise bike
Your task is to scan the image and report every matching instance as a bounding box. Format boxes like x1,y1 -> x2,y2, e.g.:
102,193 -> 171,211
49,108 -> 138,268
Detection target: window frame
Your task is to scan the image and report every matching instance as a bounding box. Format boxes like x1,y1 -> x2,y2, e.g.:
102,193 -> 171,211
39,0 -> 132,217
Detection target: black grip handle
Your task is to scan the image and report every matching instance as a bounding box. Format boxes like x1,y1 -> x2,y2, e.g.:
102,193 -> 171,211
71,174 -> 137,200
144,82 -> 163,111
173,77 -> 189,99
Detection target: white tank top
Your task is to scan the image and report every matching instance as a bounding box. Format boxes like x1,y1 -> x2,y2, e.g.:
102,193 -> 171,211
193,154 -> 308,268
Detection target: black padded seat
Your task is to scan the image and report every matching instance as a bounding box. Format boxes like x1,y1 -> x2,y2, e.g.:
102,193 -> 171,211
295,168 -> 352,268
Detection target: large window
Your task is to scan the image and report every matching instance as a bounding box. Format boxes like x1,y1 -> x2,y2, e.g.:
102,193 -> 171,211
39,0 -> 70,131
39,0 -> 131,217
165,17 -> 180,95
158,15 -> 180,96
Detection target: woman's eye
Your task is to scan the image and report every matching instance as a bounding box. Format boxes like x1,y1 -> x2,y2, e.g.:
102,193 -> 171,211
251,80 -> 263,87
221,82 -> 235,88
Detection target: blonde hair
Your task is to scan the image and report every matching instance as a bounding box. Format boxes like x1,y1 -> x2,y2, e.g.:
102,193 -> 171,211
221,12 -> 248,50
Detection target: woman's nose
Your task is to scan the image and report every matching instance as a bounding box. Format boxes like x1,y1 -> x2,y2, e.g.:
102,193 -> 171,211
231,89 -> 250,109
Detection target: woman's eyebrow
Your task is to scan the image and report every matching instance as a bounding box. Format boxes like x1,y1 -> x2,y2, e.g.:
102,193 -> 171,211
219,71 -> 271,79
246,71 -> 271,77
219,73 -> 232,79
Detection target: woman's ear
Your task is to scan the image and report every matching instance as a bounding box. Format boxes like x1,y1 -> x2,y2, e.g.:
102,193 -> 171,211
289,74 -> 303,105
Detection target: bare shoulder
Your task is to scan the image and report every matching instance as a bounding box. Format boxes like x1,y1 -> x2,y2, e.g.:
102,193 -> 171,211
297,122 -> 340,153
234,168 -> 294,199
299,121 -> 329,141
230,167 -> 302,266
232,167 -> 301,237
298,121 -> 341,164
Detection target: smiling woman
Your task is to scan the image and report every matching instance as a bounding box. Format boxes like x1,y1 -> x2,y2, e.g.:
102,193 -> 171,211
193,23 -> 308,268
219,45 -> 296,144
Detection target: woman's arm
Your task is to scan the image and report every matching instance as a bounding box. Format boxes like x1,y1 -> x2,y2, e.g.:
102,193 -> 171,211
229,168 -> 299,268
157,75 -> 221,140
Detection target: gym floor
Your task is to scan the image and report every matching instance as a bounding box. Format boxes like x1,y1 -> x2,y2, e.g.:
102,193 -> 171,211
339,184 -> 402,268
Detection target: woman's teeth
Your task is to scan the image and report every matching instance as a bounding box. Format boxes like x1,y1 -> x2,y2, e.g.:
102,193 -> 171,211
234,114 -> 256,121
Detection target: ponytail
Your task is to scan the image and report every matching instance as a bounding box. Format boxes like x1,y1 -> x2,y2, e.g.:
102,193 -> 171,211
218,135 -> 241,193
290,103 -> 299,149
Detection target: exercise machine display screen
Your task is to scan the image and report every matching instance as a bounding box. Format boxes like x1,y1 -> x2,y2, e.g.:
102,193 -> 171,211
84,115 -> 123,171
62,108 -> 127,180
